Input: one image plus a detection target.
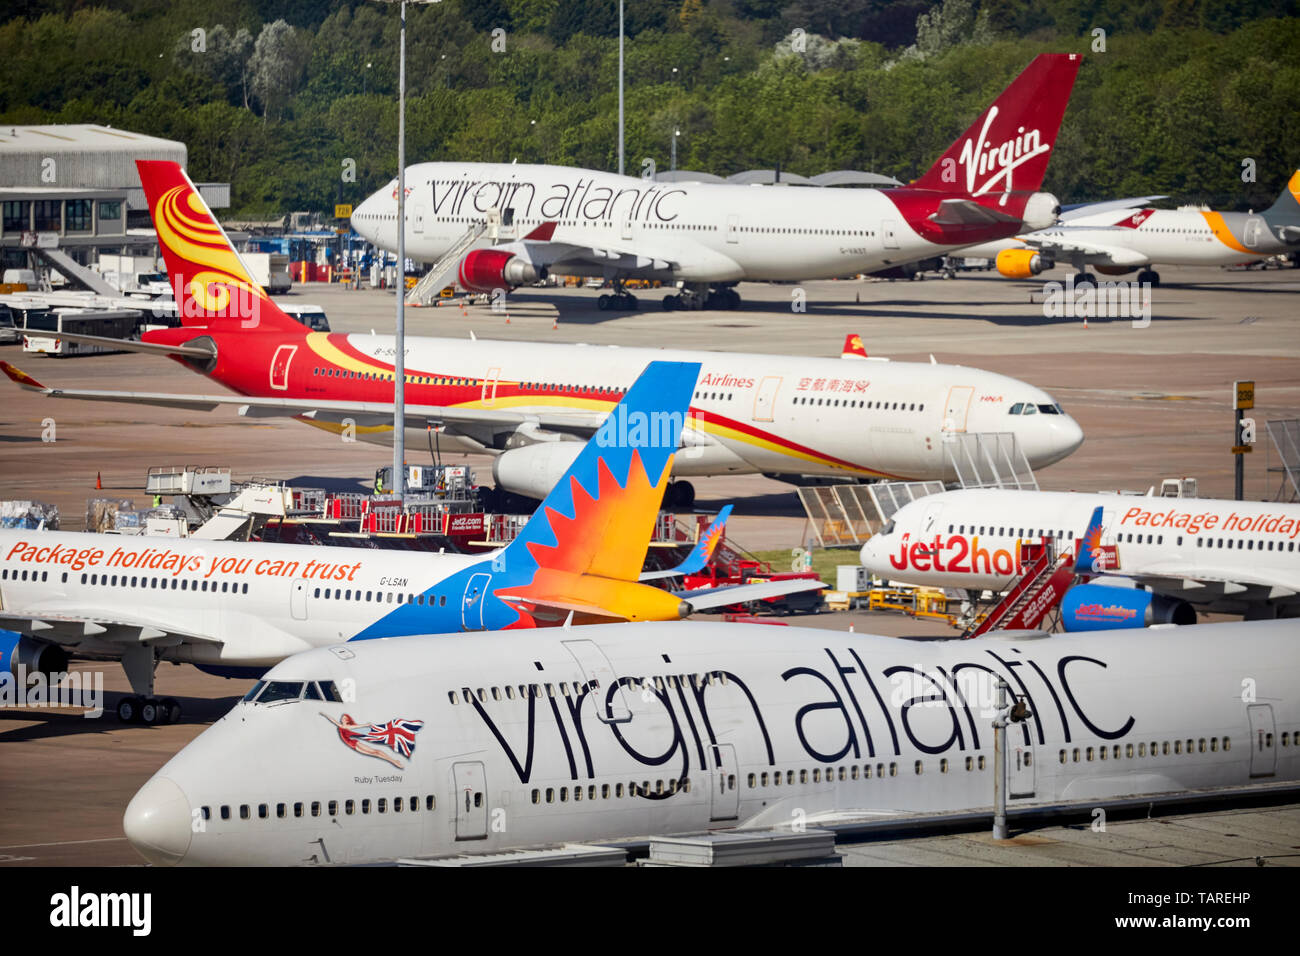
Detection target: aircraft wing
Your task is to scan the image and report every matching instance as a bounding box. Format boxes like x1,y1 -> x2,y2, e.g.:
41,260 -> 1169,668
673,578 -> 826,611
1091,569 -> 1298,603
928,199 -> 1021,227
1058,196 -> 1168,223
0,610 -> 223,647
1016,231 -> 1150,267
0,360 -> 608,442
511,231 -> 743,282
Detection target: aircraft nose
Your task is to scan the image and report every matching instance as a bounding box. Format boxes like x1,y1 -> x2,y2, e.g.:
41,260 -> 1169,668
351,191 -> 379,242
1033,414 -> 1085,468
124,775 -> 192,866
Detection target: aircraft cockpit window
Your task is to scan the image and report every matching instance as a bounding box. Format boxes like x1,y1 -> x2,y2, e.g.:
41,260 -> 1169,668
303,682 -> 323,701
879,520 -> 895,536
1022,404 -> 1037,415
1037,404 -> 1060,414
242,680 -> 266,703
257,681 -> 305,704
1009,403 -> 1024,414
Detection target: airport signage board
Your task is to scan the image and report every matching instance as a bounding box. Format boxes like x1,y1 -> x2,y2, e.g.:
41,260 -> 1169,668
1234,380 -> 1254,410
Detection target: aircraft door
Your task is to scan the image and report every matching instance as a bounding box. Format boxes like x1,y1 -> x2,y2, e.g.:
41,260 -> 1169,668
726,215 -> 739,243
919,500 -> 945,535
1248,704 -> 1276,777
414,207 -> 425,234
752,375 -> 781,422
942,386 -> 974,432
481,367 -> 501,406
622,219 -> 633,240
461,573 -> 490,630
709,744 -> 739,820
882,220 -> 900,249
562,639 -> 631,722
1010,744 -> 1035,798
270,344 -> 297,391
290,579 -> 308,620
452,761 -> 488,840
1243,217 -> 1261,248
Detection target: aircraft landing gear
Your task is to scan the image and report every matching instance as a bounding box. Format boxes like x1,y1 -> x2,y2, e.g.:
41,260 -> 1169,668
116,695 -> 182,725
597,291 -> 638,311
1137,268 -> 1160,287
1072,271 -> 1097,289
662,286 -> 740,311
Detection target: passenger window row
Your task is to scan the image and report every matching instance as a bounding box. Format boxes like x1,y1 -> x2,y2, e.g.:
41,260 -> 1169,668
747,754 -> 989,789
1059,737 -> 1231,763
448,671 -> 730,706
312,586 -> 446,606
203,794 -> 437,822
793,398 -> 924,411
532,778 -> 693,804
1,568 -> 48,582
70,571 -> 249,594
951,524 -> 1074,541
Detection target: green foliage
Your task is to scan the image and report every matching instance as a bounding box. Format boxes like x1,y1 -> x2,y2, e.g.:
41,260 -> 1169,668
1,2 -> 1297,215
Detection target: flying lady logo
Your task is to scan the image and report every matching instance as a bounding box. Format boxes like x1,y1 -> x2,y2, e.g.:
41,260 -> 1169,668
957,107 -> 1050,203
322,713 -> 424,769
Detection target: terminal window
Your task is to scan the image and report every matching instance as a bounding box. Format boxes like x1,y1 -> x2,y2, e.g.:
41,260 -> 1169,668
98,200 -> 121,221
32,199 -> 61,232
2,201 -> 29,233
65,199 -> 92,232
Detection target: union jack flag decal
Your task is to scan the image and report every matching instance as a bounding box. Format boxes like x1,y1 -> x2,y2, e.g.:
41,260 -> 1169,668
361,718 -> 425,758
323,712 -> 425,767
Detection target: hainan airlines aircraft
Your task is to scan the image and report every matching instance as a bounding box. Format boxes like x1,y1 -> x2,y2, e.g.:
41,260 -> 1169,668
859,488 -> 1300,629
350,54 -> 1080,310
964,170 -> 1300,286
0,165 -> 1084,509
0,363 -> 820,724
122,617 -> 1299,865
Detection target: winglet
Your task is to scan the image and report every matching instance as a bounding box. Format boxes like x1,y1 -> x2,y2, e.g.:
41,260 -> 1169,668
841,334 -> 868,359
523,221 -> 558,241
0,360 -> 47,392
503,360 -> 702,583
1073,505 -> 1107,575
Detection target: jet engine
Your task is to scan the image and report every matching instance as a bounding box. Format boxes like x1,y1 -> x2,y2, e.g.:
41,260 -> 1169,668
1021,191 -> 1060,231
996,248 -> 1046,278
1,632 -> 70,680
491,441 -> 584,500
1060,583 -> 1196,632
457,249 -> 540,293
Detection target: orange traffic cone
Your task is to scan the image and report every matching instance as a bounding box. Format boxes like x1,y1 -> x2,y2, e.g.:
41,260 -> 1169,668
95,472 -> 102,489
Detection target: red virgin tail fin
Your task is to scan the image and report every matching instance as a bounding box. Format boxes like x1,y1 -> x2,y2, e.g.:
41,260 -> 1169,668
135,160 -> 302,332
913,54 -> 1080,200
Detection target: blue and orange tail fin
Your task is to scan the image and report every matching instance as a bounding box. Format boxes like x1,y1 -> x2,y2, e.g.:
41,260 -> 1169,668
1072,506 -> 1106,575
135,160 -> 302,333
640,504 -> 733,580
503,361 -> 701,583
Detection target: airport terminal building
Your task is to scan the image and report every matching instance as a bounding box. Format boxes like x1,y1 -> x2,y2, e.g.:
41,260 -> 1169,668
0,124 -> 229,273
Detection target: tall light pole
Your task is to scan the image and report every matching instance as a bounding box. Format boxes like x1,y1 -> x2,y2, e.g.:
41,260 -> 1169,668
393,0 -> 407,499
617,0 -> 624,176
373,0 -> 431,499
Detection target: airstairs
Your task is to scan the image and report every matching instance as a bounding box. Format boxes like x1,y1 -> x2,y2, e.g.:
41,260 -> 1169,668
962,539 -> 1076,638
1265,419 -> 1300,502
406,222 -> 490,305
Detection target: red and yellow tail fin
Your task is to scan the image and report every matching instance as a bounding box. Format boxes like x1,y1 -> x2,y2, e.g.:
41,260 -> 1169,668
135,160 -> 301,332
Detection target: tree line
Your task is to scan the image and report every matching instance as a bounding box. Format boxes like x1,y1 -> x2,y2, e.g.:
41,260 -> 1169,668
0,0 -> 1296,216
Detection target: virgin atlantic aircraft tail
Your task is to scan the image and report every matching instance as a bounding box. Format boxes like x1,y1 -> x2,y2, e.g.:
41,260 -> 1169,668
911,53 -> 1080,222
135,160 -> 303,334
